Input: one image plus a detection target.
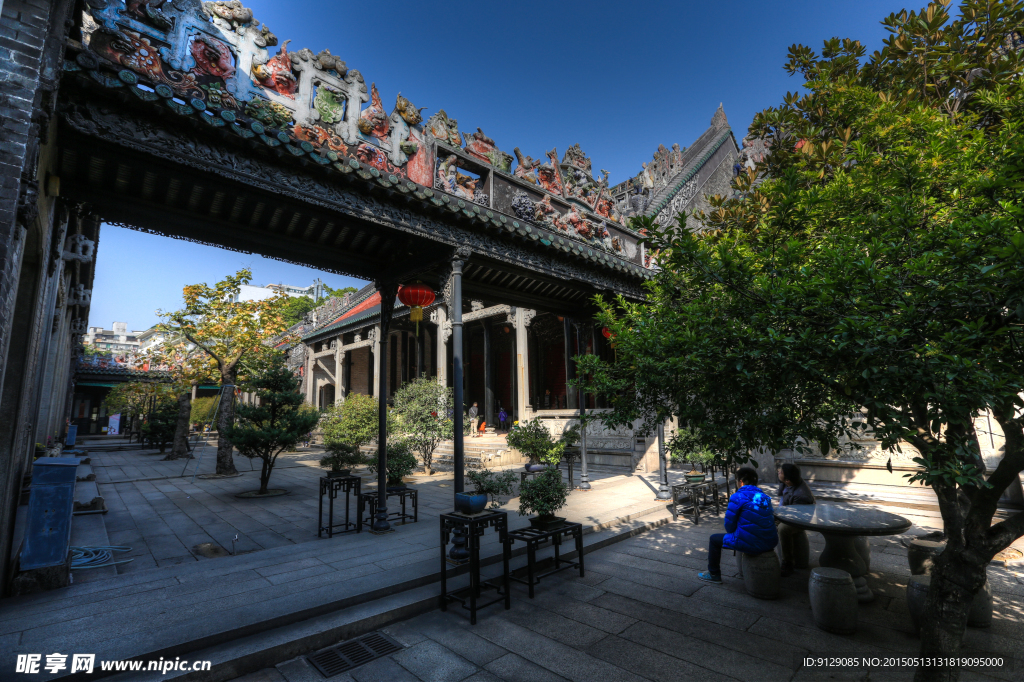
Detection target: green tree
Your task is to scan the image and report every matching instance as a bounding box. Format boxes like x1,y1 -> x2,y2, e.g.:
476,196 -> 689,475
581,2 -> 1024,676
159,270 -> 291,475
190,396 -> 219,427
140,399 -> 178,453
392,376 -> 455,474
323,284 -> 357,299
280,296 -> 317,328
226,361 -> 321,495
320,392 -> 387,450
105,381 -> 178,443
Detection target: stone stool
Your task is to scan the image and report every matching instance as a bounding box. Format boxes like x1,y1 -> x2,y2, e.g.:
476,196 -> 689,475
906,574 -> 930,635
907,574 -> 992,632
809,567 -> 858,634
907,539 -> 944,575
741,551 -> 781,600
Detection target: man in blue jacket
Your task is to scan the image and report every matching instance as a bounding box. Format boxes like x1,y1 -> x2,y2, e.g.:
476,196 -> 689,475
698,467 -> 778,584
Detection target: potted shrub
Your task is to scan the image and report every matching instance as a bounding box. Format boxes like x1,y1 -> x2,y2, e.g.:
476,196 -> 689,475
365,439 -> 418,490
668,426 -> 715,483
460,469 -> 518,513
319,442 -> 363,478
507,418 -> 564,472
518,467 -> 569,531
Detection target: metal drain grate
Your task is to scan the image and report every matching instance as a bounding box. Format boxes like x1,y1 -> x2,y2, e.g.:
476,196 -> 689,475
307,632 -> 404,677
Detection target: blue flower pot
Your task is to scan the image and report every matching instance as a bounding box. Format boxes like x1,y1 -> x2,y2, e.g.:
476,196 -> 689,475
455,492 -> 488,515
525,462 -> 547,472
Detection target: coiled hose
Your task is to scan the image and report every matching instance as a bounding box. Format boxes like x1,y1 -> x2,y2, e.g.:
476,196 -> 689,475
70,546 -> 134,569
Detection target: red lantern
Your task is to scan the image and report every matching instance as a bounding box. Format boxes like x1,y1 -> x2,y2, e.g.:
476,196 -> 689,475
601,327 -> 612,339
397,281 -> 435,334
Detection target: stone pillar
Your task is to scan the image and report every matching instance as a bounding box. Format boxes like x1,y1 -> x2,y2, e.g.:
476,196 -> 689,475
563,318 -> 577,409
449,248 -> 469,562
371,324 -> 381,398
373,283 -> 398,534
336,349 -> 346,404
305,347 -> 315,405
432,306 -> 448,385
483,322 -> 494,429
514,308 -> 534,422
417,327 -> 425,379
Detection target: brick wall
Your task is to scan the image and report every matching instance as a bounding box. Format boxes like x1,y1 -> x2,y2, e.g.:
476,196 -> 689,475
349,346 -> 371,396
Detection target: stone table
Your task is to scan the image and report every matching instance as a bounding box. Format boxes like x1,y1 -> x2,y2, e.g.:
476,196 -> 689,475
774,502 -> 911,602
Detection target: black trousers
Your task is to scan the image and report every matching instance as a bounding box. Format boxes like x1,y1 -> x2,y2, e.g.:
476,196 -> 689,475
708,533 -> 725,575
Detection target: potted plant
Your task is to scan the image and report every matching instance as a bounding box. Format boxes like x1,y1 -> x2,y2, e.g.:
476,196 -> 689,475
365,439 -> 418,490
668,426 -> 715,484
507,418 -> 564,472
319,442 -> 363,478
518,467 -> 569,531
460,469 -> 518,513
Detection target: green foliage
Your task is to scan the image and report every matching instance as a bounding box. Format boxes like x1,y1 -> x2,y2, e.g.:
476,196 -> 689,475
392,376 -> 456,473
190,396 -> 219,426
280,296 -> 317,328
141,399 -> 178,453
466,469 -> 518,508
506,418 -> 564,465
105,381 -> 176,415
319,442 -> 364,471
226,361 -> 321,493
579,0 -> 1024,662
323,284 -> 357,299
518,468 -> 569,517
365,438 -> 418,485
320,392 -> 385,449
560,422 -> 582,448
668,427 -> 716,470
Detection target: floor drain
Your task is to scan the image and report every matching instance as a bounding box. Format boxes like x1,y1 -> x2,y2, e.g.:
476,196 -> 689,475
307,632 -> 404,677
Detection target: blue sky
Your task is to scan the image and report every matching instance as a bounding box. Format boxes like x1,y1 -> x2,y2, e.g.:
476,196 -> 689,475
91,0 -> 909,331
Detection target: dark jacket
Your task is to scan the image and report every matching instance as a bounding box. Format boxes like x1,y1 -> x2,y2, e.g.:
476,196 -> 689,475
778,480 -> 815,506
723,485 -> 779,554
469,406 -> 478,418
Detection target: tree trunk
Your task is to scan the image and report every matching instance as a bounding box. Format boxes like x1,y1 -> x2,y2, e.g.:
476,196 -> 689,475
259,458 -> 272,494
216,380 -> 238,475
165,391 -> 192,461
914,548 -> 986,682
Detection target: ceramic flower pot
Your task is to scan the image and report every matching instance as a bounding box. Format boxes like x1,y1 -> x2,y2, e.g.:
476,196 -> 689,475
685,472 -> 706,484
327,469 -> 351,478
525,462 -> 547,473
528,514 -> 566,532
455,492 -> 488,515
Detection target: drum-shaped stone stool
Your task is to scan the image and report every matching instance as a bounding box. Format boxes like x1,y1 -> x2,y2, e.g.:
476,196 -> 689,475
968,578 -> 992,628
741,551 -> 781,600
809,567 -> 858,634
906,574 -> 930,635
907,539 -> 944,575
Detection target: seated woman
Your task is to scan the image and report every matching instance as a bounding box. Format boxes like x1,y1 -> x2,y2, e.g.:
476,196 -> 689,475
697,467 -> 778,584
777,462 -> 815,576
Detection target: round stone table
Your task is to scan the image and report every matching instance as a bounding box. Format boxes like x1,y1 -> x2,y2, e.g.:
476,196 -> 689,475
775,503 -> 911,602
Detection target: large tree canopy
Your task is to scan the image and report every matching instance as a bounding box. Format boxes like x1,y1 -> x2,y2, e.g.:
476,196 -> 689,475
580,2 -> 1024,677
159,269 -> 292,475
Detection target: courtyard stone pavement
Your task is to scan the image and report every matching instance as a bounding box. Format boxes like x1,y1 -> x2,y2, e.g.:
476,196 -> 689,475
85,442 -> 640,575
239,506 -> 1024,682
0,442 -> 677,675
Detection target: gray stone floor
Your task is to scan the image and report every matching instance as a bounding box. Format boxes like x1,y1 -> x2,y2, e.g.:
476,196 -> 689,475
88,443 -> 664,574
243,511 -> 1022,682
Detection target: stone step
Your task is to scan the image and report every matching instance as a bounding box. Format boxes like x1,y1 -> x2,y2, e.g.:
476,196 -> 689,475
76,464 -> 95,482
73,480 -> 106,513
68,510 -> 118,583
105,507 -> 674,682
